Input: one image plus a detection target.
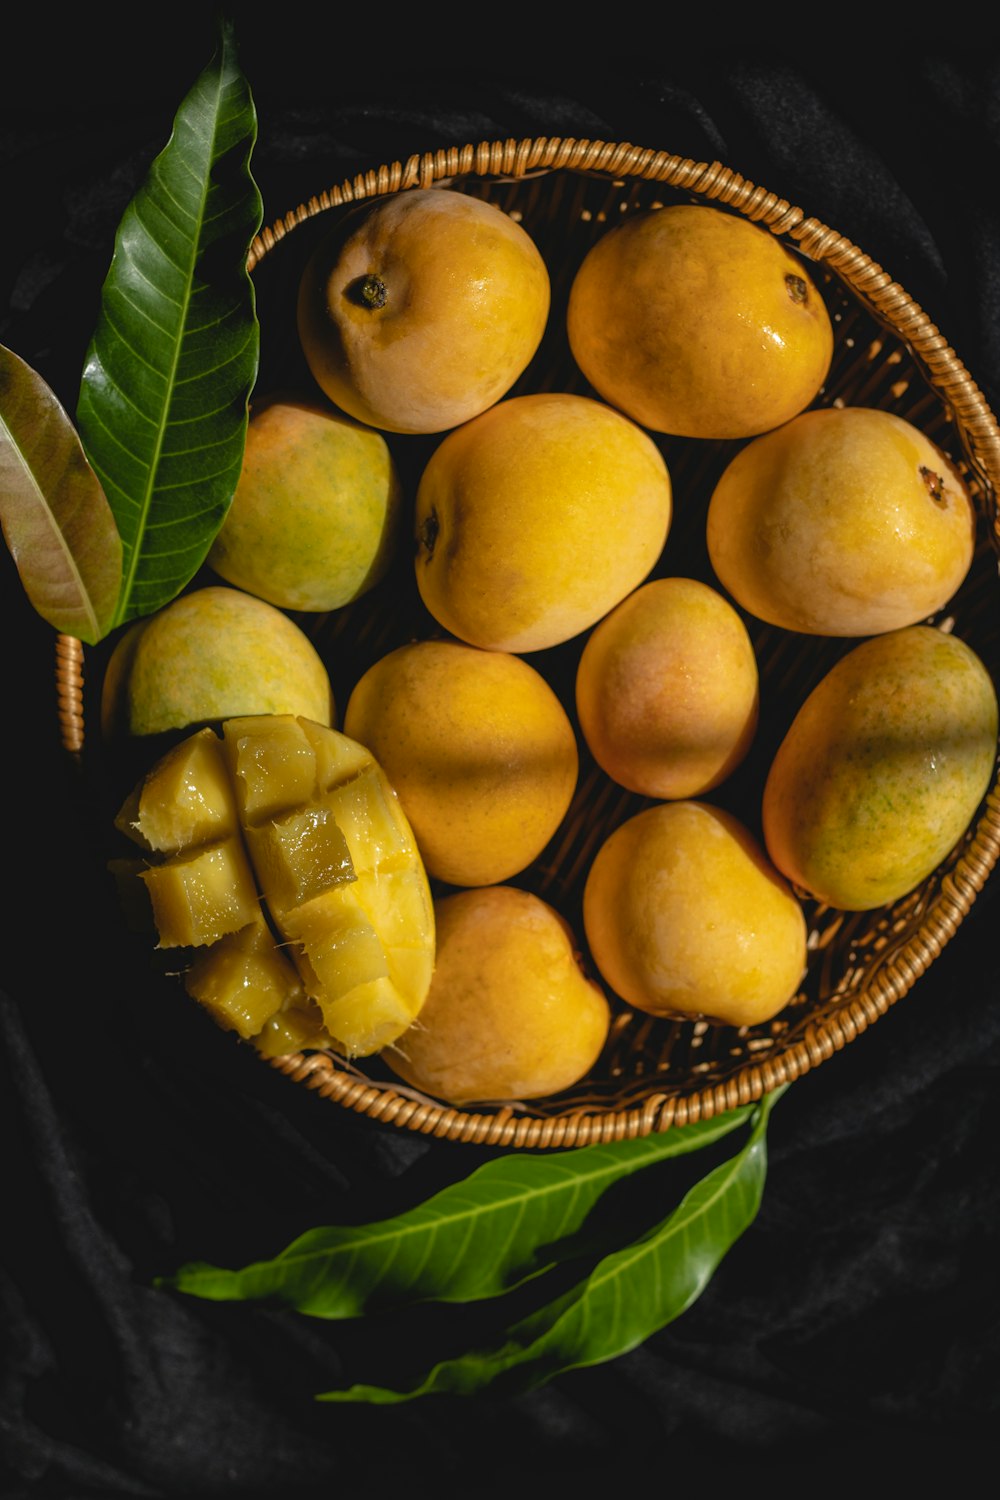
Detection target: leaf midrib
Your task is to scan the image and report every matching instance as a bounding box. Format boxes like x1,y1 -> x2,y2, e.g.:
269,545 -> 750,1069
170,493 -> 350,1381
0,410 -> 97,638
114,81 -> 223,626
320,1104 -> 772,1401
584,1131 -> 763,1295
245,1116 -> 749,1276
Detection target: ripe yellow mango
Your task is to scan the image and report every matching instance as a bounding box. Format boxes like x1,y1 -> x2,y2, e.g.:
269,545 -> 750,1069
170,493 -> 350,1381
762,626 -> 998,910
567,203 -> 833,439
583,801 -> 807,1028
297,188 -> 550,435
575,576 -> 759,799
384,885 -> 610,1105
413,392 -> 672,653
706,407 -> 976,637
343,639 -> 579,887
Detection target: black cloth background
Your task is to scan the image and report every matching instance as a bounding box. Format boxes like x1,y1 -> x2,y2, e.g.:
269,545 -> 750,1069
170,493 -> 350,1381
2,15 -> 999,1495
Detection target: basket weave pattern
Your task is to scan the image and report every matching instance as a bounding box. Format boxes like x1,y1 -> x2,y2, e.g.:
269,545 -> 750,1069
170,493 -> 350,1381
58,138 -> 1000,1148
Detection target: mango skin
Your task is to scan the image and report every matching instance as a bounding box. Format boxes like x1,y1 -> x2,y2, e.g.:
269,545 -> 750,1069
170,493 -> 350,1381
414,392 -> 672,653
583,801 -> 807,1028
567,203 -> 833,440
575,576 -> 758,799
101,585 -> 334,740
762,626 -> 999,911
384,885 -> 610,1105
297,188 -> 551,435
208,396 -> 403,612
706,406 -> 976,637
343,639 -> 578,888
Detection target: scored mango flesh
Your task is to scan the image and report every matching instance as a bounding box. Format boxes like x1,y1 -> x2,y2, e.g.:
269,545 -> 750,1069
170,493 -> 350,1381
114,715 -> 436,1057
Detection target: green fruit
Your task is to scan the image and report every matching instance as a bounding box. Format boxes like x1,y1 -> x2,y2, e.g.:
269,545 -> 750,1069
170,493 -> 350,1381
762,626 -> 998,910
208,396 -> 404,612
101,585 -> 335,740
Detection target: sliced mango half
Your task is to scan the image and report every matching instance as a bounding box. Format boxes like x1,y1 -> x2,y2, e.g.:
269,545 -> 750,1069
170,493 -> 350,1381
114,714 -> 436,1057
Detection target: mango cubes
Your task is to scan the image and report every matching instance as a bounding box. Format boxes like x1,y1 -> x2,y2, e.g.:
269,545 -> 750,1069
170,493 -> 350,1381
113,715 -> 436,1057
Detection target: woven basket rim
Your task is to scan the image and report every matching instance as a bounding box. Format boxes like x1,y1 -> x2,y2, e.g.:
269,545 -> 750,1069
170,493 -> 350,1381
57,135 -> 1000,1149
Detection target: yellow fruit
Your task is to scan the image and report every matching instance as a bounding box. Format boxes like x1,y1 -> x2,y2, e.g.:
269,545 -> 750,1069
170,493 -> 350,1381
185,915 -> 311,1041
113,714 -> 435,1058
344,638 -> 578,887
297,187 -> 551,435
583,801 -> 807,1028
140,837 -> 261,950
113,725 -> 239,854
762,626 -> 999,911
384,885 -> 610,1104
101,586 -> 334,740
414,392 -> 672,653
207,395 -> 403,612
706,406 -> 977,636
575,576 -> 759,798
567,203 -> 833,439
253,1001 -> 330,1060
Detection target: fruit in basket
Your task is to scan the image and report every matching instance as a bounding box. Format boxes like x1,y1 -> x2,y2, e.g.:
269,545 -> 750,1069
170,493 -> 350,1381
184,914 -> 321,1049
101,586 -> 334,740
762,625 -> 999,910
566,202 -> 833,439
414,392 -> 672,652
297,187 -> 551,435
113,714 -> 435,1057
343,639 -> 578,887
706,406 -> 977,636
583,801 -> 807,1028
383,885 -> 610,1104
207,395 -> 403,612
575,576 -> 759,798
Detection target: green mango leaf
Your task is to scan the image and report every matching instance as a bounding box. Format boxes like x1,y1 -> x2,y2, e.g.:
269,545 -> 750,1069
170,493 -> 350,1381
0,343 -> 121,643
163,1107 -> 753,1317
319,1092 -> 780,1403
76,14 -> 262,628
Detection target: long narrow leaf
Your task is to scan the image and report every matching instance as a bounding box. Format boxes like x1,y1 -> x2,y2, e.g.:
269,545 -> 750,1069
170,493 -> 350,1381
76,15 -> 262,627
0,343 -> 121,643
162,1108 -> 753,1317
319,1092 -> 779,1402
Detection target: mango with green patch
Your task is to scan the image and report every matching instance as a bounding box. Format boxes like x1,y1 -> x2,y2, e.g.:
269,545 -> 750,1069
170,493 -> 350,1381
208,395 -> 403,612
762,626 -> 998,910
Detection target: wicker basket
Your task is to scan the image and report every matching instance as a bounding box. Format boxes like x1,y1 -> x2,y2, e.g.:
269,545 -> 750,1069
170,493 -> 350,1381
57,136 -> 1000,1149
